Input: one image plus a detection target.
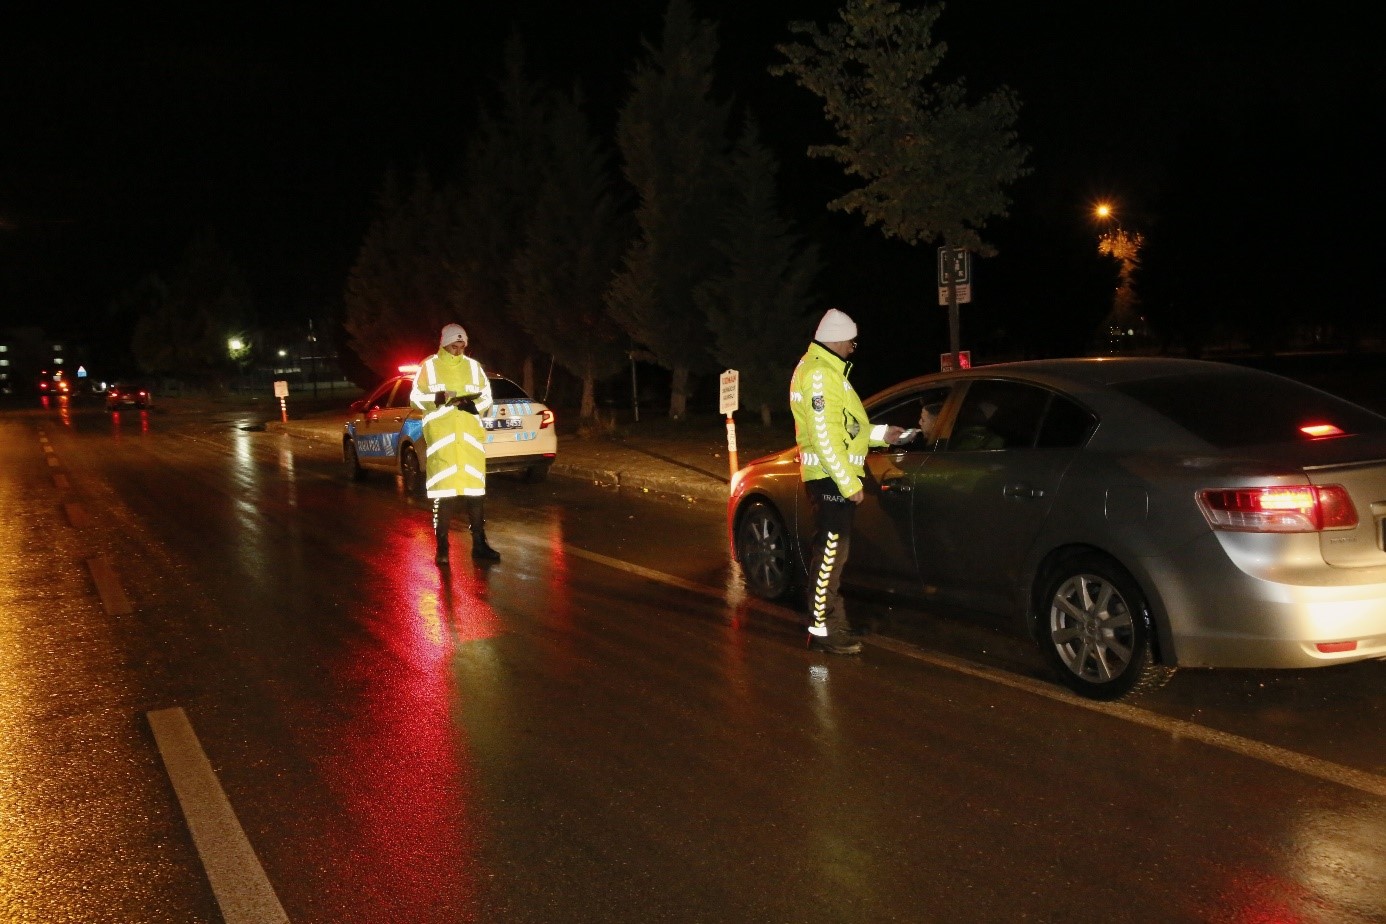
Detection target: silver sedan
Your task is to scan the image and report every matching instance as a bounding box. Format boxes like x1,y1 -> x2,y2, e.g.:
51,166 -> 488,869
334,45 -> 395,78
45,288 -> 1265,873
728,357 -> 1386,700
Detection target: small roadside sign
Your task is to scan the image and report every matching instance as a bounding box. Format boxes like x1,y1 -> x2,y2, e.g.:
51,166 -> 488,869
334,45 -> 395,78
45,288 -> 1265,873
939,351 -> 971,372
273,380 -> 290,422
937,245 -> 973,305
719,369 -> 739,415
937,246 -> 970,285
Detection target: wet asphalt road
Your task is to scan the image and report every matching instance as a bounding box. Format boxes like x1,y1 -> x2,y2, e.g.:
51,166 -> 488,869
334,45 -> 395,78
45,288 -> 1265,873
3,398 -> 1384,923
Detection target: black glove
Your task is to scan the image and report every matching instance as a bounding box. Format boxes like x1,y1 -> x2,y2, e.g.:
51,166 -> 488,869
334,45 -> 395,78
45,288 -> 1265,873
452,396 -> 478,414
434,390 -> 448,407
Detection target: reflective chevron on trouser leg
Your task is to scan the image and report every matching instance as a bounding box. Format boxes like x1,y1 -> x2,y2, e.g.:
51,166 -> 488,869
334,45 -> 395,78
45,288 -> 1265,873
804,478 -> 856,640
810,530 -> 840,633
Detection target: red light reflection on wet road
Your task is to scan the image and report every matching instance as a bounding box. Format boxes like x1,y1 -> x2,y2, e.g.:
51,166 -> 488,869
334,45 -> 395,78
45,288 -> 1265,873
300,518 -> 507,921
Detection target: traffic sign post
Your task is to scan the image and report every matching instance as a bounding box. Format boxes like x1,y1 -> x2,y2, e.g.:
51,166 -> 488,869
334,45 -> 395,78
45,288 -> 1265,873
719,370 -> 740,483
273,380 -> 290,422
937,245 -> 972,364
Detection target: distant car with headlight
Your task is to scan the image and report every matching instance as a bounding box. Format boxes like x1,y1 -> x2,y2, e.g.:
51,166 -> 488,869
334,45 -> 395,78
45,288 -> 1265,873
344,367 -> 556,493
728,357 -> 1386,700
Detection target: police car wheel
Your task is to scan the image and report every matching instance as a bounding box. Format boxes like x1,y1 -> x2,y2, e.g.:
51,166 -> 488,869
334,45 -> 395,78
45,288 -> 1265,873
400,446 -> 425,495
344,439 -> 364,481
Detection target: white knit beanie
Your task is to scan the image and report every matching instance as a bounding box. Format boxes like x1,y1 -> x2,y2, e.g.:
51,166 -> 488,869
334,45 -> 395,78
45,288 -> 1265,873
814,308 -> 857,343
439,323 -> 468,348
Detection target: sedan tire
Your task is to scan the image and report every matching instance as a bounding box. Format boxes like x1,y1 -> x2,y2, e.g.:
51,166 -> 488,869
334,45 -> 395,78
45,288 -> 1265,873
735,500 -> 798,602
1038,553 -> 1174,700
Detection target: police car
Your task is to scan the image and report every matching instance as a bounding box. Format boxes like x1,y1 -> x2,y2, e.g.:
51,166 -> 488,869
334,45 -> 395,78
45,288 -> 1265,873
343,366 -> 557,493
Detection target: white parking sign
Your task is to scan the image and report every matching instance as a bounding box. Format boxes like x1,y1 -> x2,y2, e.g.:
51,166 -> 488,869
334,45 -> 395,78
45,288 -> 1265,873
719,369 -> 739,415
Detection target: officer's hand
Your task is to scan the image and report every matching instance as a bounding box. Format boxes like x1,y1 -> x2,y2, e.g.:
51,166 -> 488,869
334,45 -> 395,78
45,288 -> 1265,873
434,390 -> 450,407
452,396 -> 478,414
884,425 -> 907,444
847,490 -> 865,504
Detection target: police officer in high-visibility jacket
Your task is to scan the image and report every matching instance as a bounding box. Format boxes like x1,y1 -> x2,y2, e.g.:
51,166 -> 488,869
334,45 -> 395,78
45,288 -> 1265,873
790,308 -> 907,654
410,323 -> 501,565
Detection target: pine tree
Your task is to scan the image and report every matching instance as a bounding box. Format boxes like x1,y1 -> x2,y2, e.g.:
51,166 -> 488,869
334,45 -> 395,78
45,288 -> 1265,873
699,117 -> 820,426
449,35 -> 549,390
342,167 -> 457,378
509,86 -> 631,419
608,0 -> 732,419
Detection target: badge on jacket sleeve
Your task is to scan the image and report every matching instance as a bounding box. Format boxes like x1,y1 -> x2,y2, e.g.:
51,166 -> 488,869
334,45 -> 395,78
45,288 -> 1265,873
812,395 -> 825,412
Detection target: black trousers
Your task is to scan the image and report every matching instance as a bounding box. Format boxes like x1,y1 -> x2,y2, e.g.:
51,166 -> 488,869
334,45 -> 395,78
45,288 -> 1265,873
804,478 -> 856,637
433,496 -> 486,552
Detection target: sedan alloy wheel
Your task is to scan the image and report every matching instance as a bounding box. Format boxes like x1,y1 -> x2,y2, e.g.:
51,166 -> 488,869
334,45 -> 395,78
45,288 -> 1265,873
1040,554 -> 1173,699
736,500 -> 797,601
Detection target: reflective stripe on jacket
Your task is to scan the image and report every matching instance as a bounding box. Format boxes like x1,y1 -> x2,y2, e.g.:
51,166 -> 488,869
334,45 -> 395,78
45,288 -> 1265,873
790,341 -> 887,497
410,350 -> 494,498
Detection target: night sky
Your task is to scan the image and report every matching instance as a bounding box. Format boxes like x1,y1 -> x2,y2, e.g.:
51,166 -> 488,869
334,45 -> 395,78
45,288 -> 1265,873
1,2 -> 1374,382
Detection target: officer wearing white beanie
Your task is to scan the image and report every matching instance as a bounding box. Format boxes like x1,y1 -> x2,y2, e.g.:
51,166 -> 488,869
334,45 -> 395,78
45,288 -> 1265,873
789,308 -> 908,654
814,307 -> 857,343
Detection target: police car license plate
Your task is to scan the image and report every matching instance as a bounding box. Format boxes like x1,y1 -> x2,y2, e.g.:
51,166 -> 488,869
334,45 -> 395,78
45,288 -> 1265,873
484,417 -> 523,430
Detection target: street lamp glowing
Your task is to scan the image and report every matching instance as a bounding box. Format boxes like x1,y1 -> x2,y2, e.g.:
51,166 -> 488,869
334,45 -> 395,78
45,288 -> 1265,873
1095,203 -> 1112,220
228,338 -> 244,352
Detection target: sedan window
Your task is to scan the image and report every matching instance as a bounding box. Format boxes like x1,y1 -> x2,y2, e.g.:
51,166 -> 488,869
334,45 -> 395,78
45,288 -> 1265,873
871,385 -> 952,451
946,380 -> 1048,451
1036,394 -> 1097,448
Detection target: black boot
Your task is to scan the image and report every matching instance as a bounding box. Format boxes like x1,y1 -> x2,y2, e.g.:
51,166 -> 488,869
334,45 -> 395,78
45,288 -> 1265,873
466,497 -> 501,561
433,497 -> 453,567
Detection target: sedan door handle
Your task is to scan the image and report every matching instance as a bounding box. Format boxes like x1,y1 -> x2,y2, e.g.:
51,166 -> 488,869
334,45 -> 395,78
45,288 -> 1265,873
880,477 -> 912,495
1003,483 -> 1044,499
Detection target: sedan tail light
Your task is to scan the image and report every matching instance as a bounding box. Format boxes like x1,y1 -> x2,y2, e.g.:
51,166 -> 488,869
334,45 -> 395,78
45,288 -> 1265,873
1197,485 -> 1358,532
539,409 -> 554,429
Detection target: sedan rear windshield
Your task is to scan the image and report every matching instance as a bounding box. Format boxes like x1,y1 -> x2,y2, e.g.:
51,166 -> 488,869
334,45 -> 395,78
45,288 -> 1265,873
489,377 -> 532,401
1113,371 -> 1386,448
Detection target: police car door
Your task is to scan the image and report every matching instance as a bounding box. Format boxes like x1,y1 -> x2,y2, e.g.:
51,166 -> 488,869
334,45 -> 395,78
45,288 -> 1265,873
356,377 -> 410,460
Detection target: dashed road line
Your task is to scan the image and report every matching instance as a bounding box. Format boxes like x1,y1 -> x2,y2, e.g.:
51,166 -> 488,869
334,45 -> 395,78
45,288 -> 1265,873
85,555 -> 134,615
147,708 -> 290,924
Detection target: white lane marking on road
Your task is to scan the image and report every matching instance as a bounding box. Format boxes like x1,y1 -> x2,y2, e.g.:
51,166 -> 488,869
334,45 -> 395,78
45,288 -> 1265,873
85,556 -> 134,615
147,708 -> 291,924
864,635 -> 1386,801
510,534 -> 1386,801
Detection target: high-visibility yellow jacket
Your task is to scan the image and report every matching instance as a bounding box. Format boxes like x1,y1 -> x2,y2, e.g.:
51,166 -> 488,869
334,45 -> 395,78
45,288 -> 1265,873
790,341 -> 888,497
410,350 -> 494,498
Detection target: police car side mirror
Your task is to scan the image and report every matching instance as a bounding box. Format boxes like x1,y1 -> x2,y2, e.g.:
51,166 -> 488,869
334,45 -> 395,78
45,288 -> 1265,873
349,399 -> 366,413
